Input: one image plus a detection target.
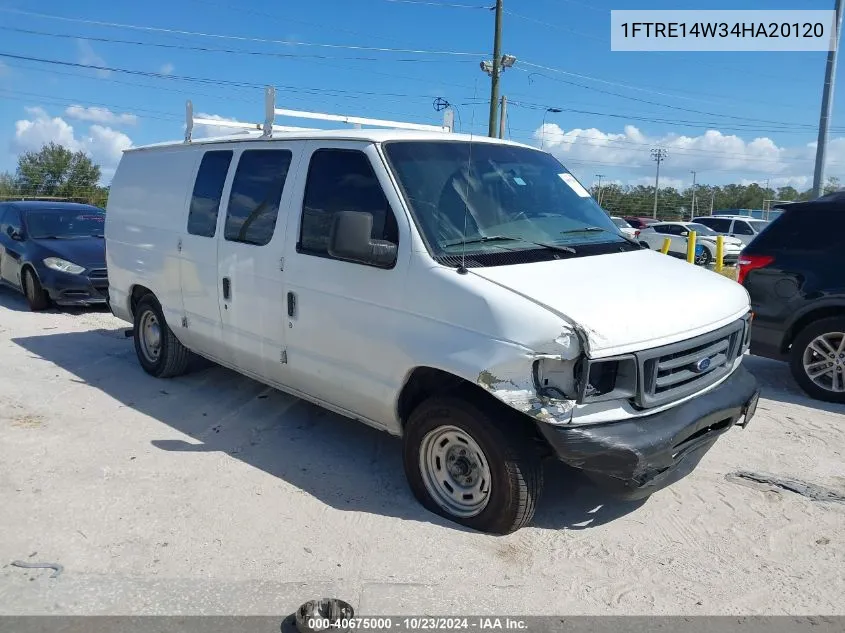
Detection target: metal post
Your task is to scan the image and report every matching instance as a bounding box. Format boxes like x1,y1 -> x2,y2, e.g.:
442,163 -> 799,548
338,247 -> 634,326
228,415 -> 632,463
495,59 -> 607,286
488,0 -> 504,138
499,95 -> 507,139
690,170 -> 697,219
651,148 -> 667,218
812,0 -> 844,198
710,189 -> 715,215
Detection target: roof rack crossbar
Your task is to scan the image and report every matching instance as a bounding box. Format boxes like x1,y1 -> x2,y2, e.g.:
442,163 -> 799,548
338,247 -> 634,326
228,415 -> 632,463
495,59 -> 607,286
185,85 -> 453,143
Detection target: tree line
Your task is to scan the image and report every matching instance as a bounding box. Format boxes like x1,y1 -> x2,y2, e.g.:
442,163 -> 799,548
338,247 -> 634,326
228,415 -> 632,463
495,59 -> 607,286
0,143 -> 109,208
591,177 -> 840,220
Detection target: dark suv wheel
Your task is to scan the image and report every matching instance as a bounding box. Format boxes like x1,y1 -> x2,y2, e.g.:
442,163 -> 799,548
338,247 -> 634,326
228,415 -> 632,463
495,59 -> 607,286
789,316 -> 845,403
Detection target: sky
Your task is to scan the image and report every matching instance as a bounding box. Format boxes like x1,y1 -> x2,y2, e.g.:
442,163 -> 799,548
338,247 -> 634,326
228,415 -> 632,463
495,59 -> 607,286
0,0 -> 843,192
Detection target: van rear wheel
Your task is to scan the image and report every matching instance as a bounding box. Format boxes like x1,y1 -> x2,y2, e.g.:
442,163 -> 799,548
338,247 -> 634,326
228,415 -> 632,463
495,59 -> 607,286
133,295 -> 191,378
403,395 -> 543,534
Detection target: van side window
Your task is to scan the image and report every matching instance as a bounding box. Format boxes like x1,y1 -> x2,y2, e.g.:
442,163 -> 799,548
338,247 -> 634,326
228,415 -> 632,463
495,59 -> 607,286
298,149 -> 398,258
707,218 -> 732,232
224,149 -> 293,246
732,221 -> 755,235
187,151 -> 233,238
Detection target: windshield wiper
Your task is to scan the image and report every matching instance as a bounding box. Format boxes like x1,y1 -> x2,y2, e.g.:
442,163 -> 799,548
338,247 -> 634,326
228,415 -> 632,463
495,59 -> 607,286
91,234 -> 104,238
443,235 -> 520,247
561,226 -> 643,248
560,226 -> 610,235
444,235 -> 577,254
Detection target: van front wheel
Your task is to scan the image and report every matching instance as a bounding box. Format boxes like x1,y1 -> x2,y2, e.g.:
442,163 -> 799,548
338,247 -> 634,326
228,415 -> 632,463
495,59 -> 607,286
403,395 -> 543,534
133,295 -> 191,378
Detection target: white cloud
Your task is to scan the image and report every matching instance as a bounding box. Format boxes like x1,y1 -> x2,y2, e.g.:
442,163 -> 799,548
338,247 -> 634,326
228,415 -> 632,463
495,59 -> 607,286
11,106 -> 133,182
533,122 -> 845,188
191,112 -> 253,139
160,62 -> 175,75
65,105 -> 138,126
77,40 -> 110,78
0,60 -> 9,77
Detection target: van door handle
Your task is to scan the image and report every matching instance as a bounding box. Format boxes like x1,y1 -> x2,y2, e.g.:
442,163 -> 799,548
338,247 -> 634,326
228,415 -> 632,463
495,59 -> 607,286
287,291 -> 296,317
222,277 -> 231,300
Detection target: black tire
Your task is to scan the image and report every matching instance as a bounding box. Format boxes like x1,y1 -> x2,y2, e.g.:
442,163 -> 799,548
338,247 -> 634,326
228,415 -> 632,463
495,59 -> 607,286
695,246 -> 713,267
403,394 -> 543,534
789,316 -> 845,404
133,295 -> 191,378
22,268 -> 50,311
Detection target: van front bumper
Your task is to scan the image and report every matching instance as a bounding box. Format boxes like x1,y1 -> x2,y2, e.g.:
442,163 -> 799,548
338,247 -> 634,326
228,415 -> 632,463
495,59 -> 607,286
535,365 -> 759,499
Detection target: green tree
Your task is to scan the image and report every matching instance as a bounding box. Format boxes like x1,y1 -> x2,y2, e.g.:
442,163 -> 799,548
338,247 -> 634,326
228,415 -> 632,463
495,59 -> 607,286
775,186 -> 799,201
0,171 -> 19,198
823,175 -> 840,195
15,142 -> 101,200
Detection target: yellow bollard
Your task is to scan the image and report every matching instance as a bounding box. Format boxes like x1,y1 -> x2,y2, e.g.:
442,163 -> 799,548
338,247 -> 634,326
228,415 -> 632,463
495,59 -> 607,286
686,231 -> 697,264
660,237 -> 671,254
715,235 -> 724,272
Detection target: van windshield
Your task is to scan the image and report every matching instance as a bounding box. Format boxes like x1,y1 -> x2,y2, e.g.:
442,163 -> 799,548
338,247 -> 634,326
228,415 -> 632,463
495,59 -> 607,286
382,141 -> 626,259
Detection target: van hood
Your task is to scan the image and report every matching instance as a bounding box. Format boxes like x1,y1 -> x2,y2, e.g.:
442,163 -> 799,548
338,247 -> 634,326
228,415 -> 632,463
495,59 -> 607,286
468,249 -> 750,358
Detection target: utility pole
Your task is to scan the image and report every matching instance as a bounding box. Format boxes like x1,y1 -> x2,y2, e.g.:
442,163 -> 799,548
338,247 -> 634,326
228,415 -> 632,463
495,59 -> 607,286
498,95 -> 507,139
651,148 -> 668,218
812,0 -> 844,198
595,174 -> 605,206
488,0 -> 504,137
690,170 -> 697,219
710,189 -> 716,215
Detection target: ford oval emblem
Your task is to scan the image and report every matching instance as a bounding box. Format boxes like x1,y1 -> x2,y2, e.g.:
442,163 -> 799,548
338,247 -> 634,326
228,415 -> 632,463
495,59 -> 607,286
694,357 -> 712,373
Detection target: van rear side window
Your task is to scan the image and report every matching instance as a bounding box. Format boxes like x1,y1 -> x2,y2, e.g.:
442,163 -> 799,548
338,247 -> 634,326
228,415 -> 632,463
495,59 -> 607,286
224,149 -> 293,246
187,150 -> 233,238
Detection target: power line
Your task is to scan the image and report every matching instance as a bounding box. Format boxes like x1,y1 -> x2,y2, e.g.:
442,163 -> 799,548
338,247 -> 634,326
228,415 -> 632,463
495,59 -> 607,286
514,67 -> 826,131
382,0 -> 490,7
0,7 -> 486,57
0,52 -> 459,101
0,26 -> 475,64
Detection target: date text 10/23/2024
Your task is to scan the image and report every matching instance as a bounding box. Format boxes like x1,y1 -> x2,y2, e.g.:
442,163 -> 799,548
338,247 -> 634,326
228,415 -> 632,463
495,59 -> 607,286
305,617 -> 529,631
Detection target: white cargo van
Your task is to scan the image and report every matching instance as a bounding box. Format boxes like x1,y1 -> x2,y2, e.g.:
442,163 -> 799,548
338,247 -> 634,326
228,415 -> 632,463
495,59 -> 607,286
105,98 -> 760,534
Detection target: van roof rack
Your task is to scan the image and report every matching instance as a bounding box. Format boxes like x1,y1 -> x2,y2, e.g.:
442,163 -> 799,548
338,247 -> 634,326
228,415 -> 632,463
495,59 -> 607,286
185,86 -> 454,143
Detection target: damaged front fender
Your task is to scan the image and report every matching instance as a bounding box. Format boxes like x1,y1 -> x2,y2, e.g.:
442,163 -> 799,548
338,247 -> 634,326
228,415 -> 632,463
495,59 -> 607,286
476,349 -> 578,426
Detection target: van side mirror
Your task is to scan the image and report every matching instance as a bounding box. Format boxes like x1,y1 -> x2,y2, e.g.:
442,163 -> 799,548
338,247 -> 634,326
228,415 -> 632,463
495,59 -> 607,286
7,227 -> 23,241
328,210 -> 397,267
680,230 -> 689,237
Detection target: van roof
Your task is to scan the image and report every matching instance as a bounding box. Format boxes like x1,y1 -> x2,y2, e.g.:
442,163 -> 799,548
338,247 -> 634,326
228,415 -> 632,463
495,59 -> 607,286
127,128 -> 537,154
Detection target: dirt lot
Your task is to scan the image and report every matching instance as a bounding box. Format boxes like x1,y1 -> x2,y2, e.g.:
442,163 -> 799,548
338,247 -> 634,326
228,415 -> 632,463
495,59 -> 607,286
1,287 -> 844,616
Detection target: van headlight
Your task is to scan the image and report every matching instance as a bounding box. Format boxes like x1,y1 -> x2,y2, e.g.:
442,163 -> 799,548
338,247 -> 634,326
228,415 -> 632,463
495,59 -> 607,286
43,257 -> 85,275
573,355 -> 638,403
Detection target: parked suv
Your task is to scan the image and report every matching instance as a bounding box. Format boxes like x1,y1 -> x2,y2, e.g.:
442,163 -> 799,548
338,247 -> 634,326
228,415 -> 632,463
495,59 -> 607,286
106,121 -> 760,533
0,201 -> 107,310
740,193 -> 845,402
693,215 -> 770,246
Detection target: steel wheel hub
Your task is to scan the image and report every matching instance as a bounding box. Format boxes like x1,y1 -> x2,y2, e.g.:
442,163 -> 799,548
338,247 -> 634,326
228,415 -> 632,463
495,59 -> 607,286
802,331 -> 845,393
139,311 -> 162,363
419,425 -> 491,518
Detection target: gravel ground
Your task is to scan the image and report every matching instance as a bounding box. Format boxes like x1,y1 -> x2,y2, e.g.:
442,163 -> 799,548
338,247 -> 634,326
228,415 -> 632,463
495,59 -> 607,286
0,287 -> 843,616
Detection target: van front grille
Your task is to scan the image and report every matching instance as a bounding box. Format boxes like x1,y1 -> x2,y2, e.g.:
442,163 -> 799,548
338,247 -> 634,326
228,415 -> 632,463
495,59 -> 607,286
635,317 -> 747,409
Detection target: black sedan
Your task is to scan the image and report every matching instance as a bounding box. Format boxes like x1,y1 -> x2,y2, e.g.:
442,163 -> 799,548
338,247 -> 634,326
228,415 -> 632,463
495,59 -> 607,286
0,201 -> 108,311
